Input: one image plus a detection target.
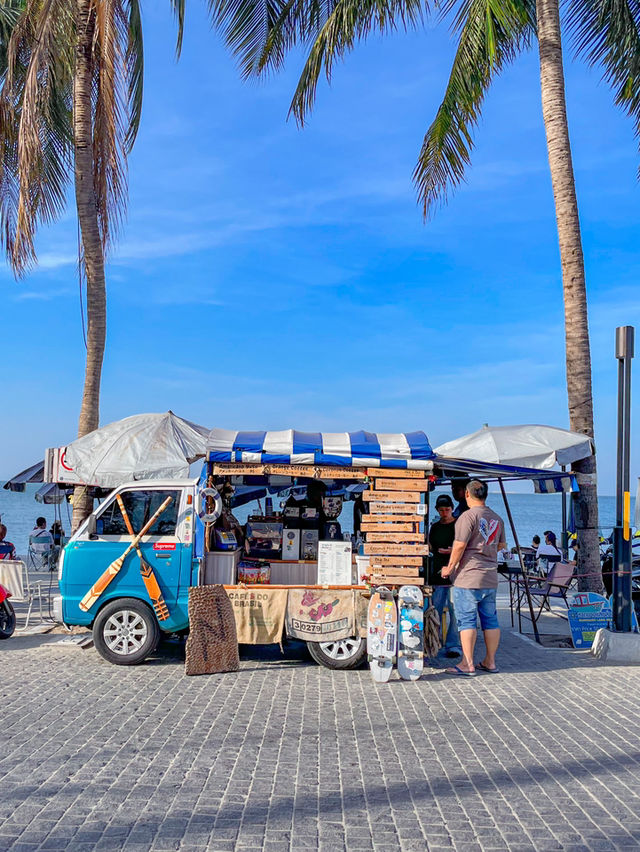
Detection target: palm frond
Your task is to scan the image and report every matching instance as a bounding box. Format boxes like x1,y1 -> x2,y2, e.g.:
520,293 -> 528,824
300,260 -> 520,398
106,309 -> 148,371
92,0 -> 129,248
171,0 -> 186,57
291,0 -> 426,122
1,0 -> 74,274
125,0 -> 143,150
209,0 -> 295,79
567,0 -> 640,171
414,0 -> 534,218
211,0 -> 426,116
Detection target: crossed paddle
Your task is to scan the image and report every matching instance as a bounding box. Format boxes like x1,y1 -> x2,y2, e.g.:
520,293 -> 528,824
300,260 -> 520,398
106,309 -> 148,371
79,495 -> 173,615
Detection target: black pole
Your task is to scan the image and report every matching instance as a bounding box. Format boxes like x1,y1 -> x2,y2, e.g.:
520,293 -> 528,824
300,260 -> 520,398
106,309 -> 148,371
613,326 -> 634,632
498,478 -> 541,644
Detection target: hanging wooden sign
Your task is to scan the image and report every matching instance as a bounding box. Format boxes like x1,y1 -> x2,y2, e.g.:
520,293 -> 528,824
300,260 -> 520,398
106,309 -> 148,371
359,522 -> 419,533
366,468 -> 427,479
364,543 -> 429,556
374,479 -> 429,492
362,491 -> 422,503
365,533 -> 424,543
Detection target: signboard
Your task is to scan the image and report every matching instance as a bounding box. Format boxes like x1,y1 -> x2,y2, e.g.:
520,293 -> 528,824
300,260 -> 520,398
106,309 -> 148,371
567,593 -> 612,648
567,593 -> 638,648
317,541 -> 352,585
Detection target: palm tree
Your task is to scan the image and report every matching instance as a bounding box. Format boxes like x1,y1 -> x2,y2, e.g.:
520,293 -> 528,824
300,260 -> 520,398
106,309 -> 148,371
0,0 -> 185,528
211,0 -> 640,590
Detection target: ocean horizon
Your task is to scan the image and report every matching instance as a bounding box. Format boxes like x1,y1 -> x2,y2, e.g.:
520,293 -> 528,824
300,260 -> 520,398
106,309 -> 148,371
0,482 -> 632,558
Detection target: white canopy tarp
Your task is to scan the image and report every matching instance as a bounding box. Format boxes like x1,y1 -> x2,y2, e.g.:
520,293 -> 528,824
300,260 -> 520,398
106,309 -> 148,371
64,411 -> 210,488
435,424 -> 593,470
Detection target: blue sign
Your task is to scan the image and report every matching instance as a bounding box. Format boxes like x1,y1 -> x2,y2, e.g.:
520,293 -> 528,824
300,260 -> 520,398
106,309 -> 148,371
567,593 -> 638,648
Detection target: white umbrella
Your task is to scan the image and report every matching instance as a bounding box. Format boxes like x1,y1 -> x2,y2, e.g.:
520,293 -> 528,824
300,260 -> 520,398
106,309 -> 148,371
64,411 -> 210,488
435,424 -> 593,470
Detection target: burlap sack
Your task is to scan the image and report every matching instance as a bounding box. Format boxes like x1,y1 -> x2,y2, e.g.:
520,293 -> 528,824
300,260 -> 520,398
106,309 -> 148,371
227,588 -> 288,644
185,585 -> 239,676
286,589 -> 354,641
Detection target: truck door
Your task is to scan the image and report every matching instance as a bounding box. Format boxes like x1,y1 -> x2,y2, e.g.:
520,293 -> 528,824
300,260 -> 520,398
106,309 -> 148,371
95,487 -> 185,604
63,486 -> 186,625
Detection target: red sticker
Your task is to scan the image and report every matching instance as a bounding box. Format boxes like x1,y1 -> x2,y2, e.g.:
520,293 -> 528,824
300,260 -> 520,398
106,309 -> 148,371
153,542 -> 176,551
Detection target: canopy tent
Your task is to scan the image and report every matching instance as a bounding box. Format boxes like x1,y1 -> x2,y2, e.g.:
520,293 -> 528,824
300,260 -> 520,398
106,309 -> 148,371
207,429 -> 435,469
64,411 -> 210,489
3,460 -> 44,492
435,424 -> 593,470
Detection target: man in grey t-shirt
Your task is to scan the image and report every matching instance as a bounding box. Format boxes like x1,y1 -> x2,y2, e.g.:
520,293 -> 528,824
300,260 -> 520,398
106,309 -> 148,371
441,480 -> 506,676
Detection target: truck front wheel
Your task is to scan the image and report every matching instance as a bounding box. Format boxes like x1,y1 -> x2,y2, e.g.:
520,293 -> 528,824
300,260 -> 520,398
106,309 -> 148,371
307,637 -> 366,670
93,598 -> 160,666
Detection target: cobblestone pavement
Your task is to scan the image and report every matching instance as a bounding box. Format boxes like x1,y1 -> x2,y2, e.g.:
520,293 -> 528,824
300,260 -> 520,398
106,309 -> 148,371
3,617 -> 640,852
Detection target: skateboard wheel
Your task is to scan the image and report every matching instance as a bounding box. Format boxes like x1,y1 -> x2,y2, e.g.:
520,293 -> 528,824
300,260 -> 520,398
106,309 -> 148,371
367,654 -> 373,662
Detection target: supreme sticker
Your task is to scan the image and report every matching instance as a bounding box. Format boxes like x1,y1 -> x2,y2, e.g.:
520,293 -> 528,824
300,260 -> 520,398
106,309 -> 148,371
153,542 -> 176,551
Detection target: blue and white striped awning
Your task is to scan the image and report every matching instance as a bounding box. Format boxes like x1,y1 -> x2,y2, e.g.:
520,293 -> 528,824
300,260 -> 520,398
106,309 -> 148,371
206,429 -> 435,469
534,474 -> 579,494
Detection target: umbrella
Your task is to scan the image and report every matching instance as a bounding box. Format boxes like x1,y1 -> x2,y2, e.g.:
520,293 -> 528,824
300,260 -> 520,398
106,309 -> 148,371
35,483 -> 70,504
3,460 -> 44,492
435,424 -> 593,470
64,411 -> 210,489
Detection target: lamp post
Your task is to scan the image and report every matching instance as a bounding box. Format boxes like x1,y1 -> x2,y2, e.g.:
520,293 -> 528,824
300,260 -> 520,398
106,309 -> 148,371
613,326 -> 634,631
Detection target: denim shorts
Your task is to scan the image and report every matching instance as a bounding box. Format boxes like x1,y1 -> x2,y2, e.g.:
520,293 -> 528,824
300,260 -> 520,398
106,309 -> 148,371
452,587 -> 500,631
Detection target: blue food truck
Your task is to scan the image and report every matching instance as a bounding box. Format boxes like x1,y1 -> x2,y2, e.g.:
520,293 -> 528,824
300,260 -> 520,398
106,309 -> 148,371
54,427 -> 575,666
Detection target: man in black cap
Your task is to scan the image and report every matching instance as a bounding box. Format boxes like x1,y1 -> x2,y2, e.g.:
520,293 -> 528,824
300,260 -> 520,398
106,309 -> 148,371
428,494 -> 461,658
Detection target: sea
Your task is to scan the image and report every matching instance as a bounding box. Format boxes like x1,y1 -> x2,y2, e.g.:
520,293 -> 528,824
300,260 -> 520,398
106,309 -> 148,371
0,483 -> 631,558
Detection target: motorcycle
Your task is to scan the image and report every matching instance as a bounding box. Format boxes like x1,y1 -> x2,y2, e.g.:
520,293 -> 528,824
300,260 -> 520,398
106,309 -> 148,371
0,583 -> 16,639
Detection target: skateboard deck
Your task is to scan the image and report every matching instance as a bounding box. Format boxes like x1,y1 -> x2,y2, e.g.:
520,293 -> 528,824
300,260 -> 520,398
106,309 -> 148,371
397,585 -> 424,681
367,586 -> 398,683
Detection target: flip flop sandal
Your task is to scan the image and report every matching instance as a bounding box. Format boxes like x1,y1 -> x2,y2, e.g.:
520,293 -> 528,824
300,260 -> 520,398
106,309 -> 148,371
445,665 -> 476,677
477,663 -> 500,674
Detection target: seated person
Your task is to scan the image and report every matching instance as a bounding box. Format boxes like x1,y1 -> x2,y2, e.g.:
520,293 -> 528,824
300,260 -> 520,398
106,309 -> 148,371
0,524 -> 17,560
30,516 -> 54,566
536,530 -> 562,571
50,521 -> 65,547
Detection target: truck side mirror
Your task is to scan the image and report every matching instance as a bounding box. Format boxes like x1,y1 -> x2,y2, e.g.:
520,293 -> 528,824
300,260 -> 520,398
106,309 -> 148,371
87,514 -> 97,539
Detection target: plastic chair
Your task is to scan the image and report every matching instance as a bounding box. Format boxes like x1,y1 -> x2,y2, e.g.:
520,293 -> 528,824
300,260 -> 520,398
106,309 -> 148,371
516,561 -> 576,626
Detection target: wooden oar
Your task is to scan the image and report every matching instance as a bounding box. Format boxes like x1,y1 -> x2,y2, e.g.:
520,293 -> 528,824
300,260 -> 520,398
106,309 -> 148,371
79,495 -> 173,612
116,495 -> 170,621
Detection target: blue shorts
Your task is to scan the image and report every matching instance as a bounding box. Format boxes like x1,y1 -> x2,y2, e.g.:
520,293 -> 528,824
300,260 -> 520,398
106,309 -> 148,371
452,587 -> 500,631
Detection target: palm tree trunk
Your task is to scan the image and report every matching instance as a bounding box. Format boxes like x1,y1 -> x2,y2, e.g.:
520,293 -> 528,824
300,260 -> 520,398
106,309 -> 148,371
72,0 -> 106,530
536,0 -> 602,592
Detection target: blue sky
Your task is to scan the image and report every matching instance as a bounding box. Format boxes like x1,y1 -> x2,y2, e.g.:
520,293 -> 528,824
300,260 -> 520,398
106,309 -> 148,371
2,4 -> 639,492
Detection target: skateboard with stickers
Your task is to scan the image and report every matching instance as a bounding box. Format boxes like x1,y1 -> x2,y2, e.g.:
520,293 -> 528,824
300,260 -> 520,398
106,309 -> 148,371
397,585 -> 424,681
367,586 -> 398,683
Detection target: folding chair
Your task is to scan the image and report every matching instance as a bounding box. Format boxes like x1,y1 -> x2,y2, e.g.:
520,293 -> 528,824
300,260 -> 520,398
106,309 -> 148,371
27,535 -> 54,572
516,561 -> 576,627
